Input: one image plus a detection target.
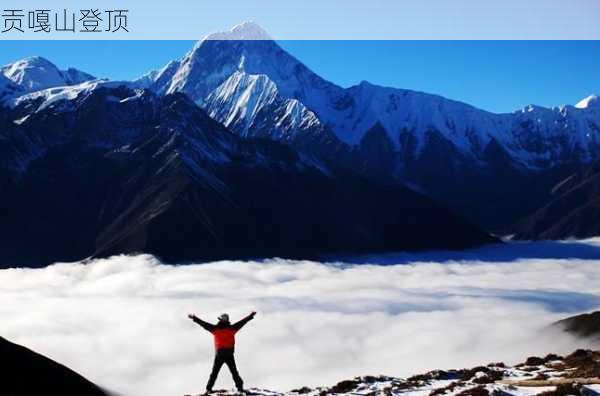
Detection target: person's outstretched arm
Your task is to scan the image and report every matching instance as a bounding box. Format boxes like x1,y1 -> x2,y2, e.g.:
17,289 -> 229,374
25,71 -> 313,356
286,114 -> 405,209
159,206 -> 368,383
232,311 -> 256,331
188,314 -> 215,332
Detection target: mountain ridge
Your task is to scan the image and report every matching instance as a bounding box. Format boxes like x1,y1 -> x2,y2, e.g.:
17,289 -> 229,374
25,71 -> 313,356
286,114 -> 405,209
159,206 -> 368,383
0,86 -> 495,267
135,29 -> 600,170
1,25 -> 600,232
122,25 -> 600,230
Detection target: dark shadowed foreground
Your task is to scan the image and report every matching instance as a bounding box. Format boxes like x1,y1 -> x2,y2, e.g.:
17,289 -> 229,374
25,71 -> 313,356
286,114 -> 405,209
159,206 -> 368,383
554,311 -> 600,340
0,336 -> 107,396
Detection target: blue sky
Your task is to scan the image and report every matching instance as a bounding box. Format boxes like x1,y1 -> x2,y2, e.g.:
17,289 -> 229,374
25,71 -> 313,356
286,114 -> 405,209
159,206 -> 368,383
0,40 -> 599,113
2,0 -> 599,40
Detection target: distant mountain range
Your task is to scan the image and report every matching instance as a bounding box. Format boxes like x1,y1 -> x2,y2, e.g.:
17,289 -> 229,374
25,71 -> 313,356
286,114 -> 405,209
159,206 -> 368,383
1,23 -> 599,266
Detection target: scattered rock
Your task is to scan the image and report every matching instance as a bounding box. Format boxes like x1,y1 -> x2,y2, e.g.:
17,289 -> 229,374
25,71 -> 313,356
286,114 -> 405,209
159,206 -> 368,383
539,383 -> 582,396
429,381 -> 464,396
460,366 -> 504,383
525,357 -> 546,366
544,354 -> 564,362
456,385 -> 490,396
187,349 -> 600,396
291,387 -> 312,394
324,379 -> 360,394
533,373 -> 550,381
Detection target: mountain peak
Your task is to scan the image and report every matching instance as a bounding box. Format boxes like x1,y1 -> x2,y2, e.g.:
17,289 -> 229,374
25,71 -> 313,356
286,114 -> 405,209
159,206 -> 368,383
202,21 -> 272,41
1,56 -> 64,92
14,56 -> 55,66
1,56 -> 95,94
575,94 -> 600,109
2,56 -> 59,73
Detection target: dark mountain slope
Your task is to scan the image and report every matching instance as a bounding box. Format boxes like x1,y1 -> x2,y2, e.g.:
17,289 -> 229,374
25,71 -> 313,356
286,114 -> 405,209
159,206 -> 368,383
0,336 -> 107,396
554,311 -> 600,340
0,87 -> 495,267
513,163 -> 600,240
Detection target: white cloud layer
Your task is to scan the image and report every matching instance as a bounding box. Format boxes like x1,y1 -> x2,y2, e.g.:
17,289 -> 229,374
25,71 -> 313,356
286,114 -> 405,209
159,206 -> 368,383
2,240 -> 600,396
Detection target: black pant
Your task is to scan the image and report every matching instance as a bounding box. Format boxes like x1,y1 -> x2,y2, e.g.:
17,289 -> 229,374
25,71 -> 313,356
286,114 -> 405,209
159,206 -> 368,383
206,348 -> 243,391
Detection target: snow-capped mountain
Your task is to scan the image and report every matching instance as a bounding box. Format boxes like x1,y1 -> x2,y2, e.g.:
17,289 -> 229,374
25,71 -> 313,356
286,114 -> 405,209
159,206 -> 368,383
1,56 -> 95,94
135,22 -> 600,230
203,20 -> 272,41
2,24 -> 599,232
140,22 -> 600,170
1,84 -> 495,267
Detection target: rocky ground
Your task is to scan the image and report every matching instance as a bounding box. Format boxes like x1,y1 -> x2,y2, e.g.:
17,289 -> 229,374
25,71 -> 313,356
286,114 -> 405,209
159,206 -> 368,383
190,350 -> 600,396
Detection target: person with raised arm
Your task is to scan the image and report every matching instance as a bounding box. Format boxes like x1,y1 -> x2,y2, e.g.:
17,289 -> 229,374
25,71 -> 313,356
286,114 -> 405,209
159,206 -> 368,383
188,311 -> 256,394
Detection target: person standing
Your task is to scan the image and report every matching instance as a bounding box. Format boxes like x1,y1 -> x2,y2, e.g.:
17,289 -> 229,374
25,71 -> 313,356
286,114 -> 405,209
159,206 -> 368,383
188,311 -> 256,393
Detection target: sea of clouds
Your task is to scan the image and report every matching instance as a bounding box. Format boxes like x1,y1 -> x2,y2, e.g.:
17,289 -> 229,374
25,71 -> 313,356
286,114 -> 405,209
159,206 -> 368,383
1,239 -> 600,396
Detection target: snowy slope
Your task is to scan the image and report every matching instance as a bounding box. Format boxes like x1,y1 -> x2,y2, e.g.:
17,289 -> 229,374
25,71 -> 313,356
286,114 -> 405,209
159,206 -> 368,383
576,95 -> 600,109
9,79 -> 131,112
204,71 -> 278,134
204,71 -> 324,141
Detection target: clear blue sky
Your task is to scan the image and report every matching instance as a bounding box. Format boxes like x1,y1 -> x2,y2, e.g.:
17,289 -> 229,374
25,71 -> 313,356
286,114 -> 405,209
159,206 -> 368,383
0,40 -> 599,113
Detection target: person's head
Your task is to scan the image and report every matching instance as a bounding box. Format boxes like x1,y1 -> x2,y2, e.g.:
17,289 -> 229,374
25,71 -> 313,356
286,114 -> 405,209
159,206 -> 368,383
218,313 -> 230,324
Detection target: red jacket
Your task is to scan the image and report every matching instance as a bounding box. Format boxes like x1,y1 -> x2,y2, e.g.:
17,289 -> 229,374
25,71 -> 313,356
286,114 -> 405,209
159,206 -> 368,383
212,327 -> 237,349
192,313 -> 255,350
